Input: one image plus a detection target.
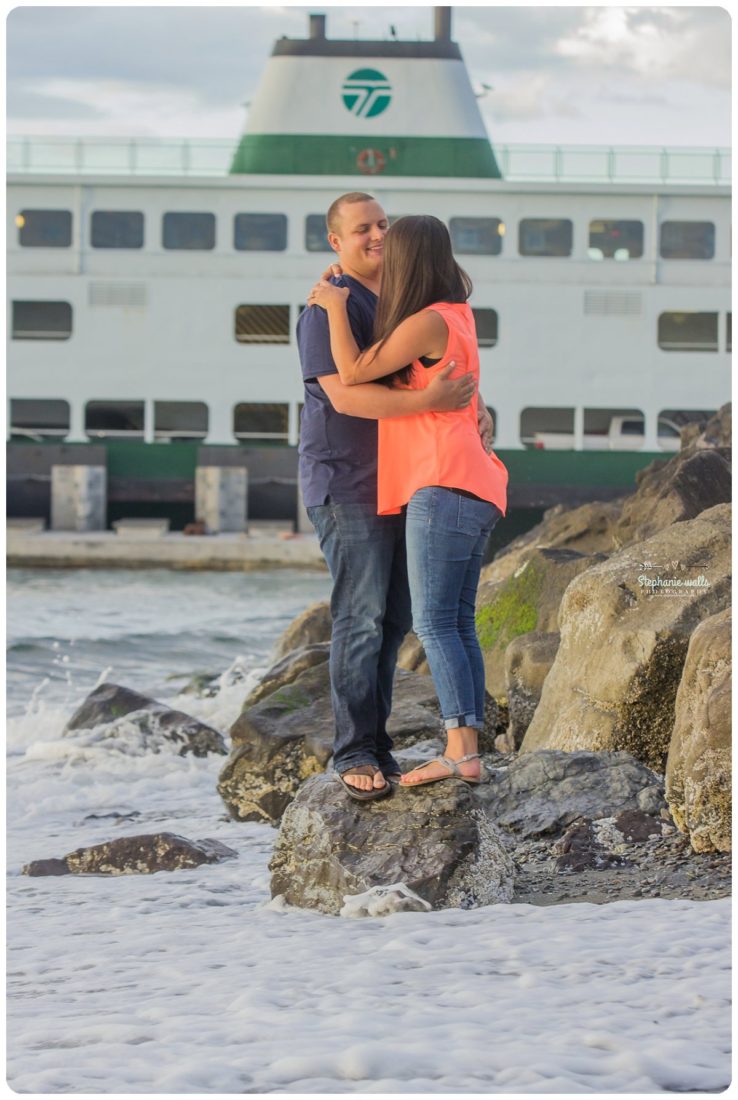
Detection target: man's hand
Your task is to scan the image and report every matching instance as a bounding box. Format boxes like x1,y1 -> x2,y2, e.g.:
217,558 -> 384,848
320,262 -> 343,282
477,401 -> 495,453
425,362 -> 476,412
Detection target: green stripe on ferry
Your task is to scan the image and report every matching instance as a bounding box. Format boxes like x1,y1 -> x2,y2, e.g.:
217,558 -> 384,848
229,134 -> 502,178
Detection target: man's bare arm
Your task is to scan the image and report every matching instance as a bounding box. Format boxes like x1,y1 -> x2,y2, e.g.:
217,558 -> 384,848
319,362 -> 474,419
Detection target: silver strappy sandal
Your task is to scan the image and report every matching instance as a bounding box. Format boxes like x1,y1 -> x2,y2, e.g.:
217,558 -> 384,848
399,752 -> 485,788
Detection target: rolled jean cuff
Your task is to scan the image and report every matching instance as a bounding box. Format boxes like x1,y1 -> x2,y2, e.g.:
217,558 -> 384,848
444,713 -> 483,731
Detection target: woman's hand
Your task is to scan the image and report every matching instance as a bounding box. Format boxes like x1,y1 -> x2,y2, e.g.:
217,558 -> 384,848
425,363 -> 476,411
307,279 -> 350,311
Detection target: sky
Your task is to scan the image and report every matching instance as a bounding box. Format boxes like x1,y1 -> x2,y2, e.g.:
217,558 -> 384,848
5,4 -> 733,148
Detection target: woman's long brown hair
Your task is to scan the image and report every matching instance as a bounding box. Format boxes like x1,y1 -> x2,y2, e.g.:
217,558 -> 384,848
371,215 -> 473,385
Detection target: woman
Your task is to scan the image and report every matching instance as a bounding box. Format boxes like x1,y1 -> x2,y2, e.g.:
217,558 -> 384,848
308,215 -> 509,788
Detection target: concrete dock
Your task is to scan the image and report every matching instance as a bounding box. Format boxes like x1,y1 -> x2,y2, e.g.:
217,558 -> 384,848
6,527 -> 327,571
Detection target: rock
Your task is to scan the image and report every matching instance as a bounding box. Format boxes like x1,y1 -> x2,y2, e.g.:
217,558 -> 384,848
612,809 -> 664,842
22,833 -> 237,876
482,500 -> 623,588
269,773 -> 514,914
476,547 -> 608,697
218,665 -> 443,825
480,404 -> 731,592
614,443 -> 731,546
504,631 -> 561,747
552,818 -> 629,872
474,749 -> 665,837
242,642 -> 330,707
23,858 -> 70,877
680,404 -> 731,451
273,601 -> 332,660
665,608 -> 731,853
396,631 -> 429,674
63,683 -> 227,757
519,504 -> 731,770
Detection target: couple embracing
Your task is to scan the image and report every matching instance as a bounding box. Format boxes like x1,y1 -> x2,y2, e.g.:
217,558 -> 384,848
298,192 -> 509,801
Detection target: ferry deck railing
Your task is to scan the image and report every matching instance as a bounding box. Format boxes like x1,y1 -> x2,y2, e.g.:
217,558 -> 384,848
6,136 -> 732,185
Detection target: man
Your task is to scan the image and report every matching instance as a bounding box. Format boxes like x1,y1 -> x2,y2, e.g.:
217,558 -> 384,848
297,192 -> 489,800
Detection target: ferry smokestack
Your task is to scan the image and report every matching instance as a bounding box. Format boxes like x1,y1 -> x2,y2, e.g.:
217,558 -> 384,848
434,7 -> 452,42
309,13 -> 326,40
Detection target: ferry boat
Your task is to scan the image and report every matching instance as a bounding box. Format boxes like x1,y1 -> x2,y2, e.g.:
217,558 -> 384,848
6,7 -> 731,530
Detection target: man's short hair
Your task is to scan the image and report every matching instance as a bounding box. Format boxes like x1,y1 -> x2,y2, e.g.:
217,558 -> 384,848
326,192 -> 376,235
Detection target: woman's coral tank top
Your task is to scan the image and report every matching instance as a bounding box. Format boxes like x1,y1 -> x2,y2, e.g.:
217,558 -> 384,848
377,301 -> 509,517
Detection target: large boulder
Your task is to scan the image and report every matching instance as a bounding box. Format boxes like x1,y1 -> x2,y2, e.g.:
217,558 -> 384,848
481,404 -> 731,590
503,631 -> 561,749
63,683 -> 227,757
519,504 -> 731,770
481,499 -> 623,587
474,749 -> 665,837
242,642 -> 330,707
613,442 -> 731,546
218,665 -> 444,825
475,547 -> 608,698
269,773 -> 514,914
665,608 -> 731,853
23,833 -> 237,876
273,601 -> 331,660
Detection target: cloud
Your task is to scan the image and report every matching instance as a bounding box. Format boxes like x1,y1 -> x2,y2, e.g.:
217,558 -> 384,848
5,5 -> 731,145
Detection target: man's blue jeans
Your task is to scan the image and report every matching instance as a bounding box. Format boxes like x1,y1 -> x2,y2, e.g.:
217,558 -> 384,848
405,486 -> 502,731
306,501 -> 412,775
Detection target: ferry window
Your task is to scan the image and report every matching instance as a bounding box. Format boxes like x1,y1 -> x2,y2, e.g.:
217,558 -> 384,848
450,217 -> 503,256
588,220 -> 643,260
658,312 -> 719,352
727,313 -> 732,352
10,399 -> 70,441
520,407 -> 575,449
162,212 -> 215,250
91,211 -> 144,249
659,221 -> 715,260
12,301 -> 72,340
154,401 -> 208,441
519,218 -> 572,257
234,214 -> 287,251
17,209 -> 72,248
235,304 -> 290,344
85,401 -> 145,439
472,309 -> 498,348
233,403 -> 289,441
305,215 -> 332,252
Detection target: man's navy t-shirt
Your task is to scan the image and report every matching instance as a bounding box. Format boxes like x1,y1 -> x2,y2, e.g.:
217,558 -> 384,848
297,275 -> 378,507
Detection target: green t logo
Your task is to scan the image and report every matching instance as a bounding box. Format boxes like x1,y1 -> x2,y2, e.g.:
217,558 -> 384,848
342,69 -> 392,118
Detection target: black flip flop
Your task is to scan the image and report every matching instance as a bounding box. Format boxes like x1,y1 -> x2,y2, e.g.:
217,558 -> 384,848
338,764 -> 392,802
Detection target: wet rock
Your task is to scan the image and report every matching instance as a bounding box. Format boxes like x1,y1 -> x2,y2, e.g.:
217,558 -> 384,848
476,547 -> 608,697
22,833 -> 237,876
23,858 -> 70,877
519,504 -> 731,769
613,808 -> 664,842
218,665 -> 444,825
474,749 -> 665,838
243,642 -> 330,707
63,683 -> 227,757
504,630 -> 560,748
552,818 -> 629,873
666,607 -> 731,853
273,601 -> 331,660
269,773 -> 514,914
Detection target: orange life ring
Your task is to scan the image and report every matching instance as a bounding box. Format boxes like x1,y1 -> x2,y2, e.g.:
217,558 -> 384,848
357,148 -> 386,175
